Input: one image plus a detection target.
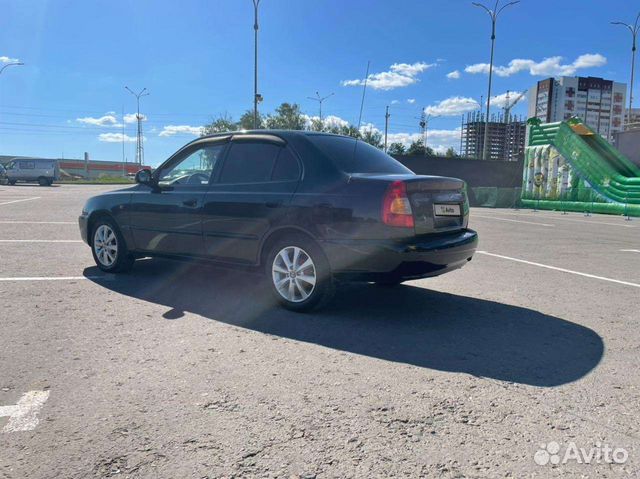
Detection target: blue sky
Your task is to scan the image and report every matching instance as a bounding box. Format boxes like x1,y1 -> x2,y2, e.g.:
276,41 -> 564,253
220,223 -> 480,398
1,0 -> 638,165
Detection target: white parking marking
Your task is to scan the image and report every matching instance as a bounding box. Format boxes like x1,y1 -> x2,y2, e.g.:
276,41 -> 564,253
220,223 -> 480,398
472,215 -> 554,227
0,276 -> 109,282
0,240 -> 82,243
621,249 -> 640,253
0,197 -> 41,206
478,251 -> 640,289
0,391 -> 50,432
0,221 -> 76,225
482,210 -> 635,228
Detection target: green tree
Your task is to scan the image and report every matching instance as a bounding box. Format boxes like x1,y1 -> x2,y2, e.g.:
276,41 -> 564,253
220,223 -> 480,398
238,110 -> 264,130
265,103 -> 306,130
387,142 -> 406,155
444,147 -> 458,158
201,113 -> 237,136
407,139 -> 435,156
308,117 -> 325,132
360,128 -> 383,149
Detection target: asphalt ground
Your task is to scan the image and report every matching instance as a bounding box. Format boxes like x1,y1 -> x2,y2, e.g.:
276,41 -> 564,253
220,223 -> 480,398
0,184 -> 639,478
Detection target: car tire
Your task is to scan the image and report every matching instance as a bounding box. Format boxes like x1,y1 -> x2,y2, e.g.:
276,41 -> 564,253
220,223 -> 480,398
90,217 -> 135,273
38,177 -> 49,186
8,180 -> 16,185
266,234 -> 334,312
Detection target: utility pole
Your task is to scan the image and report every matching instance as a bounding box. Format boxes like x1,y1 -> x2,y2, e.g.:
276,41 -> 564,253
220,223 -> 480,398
384,105 -> 390,152
125,86 -> 149,166
612,13 -> 640,128
419,110 -> 427,158
121,105 -> 126,177
473,0 -> 519,160
252,0 -> 262,129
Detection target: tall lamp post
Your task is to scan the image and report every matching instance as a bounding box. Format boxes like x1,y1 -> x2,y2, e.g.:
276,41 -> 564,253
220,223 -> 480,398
253,0 -> 262,129
472,0 -> 519,160
125,86 -> 149,166
612,13 -> 640,129
0,62 -> 24,76
307,91 -> 334,124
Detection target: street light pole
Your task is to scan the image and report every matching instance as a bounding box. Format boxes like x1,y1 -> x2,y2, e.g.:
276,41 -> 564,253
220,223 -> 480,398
612,13 -> 640,128
253,0 -> 261,129
307,91 -> 334,125
472,0 -> 519,160
0,62 -> 24,76
125,86 -> 149,166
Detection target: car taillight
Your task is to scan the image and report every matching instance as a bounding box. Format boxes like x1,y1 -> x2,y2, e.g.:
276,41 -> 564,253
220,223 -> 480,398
382,180 -> 414,228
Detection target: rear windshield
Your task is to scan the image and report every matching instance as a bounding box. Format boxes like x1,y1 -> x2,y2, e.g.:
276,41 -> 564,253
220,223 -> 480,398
308,135 -> 413,174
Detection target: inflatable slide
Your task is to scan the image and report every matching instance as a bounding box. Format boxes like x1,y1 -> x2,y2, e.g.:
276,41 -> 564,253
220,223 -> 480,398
522,118 -> 640,217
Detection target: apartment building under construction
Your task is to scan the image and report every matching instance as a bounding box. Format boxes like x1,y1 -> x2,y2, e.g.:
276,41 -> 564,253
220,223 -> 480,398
460,111 -> 526,161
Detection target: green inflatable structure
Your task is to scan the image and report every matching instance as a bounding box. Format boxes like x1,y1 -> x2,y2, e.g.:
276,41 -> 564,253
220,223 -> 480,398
522,117 -> 640,217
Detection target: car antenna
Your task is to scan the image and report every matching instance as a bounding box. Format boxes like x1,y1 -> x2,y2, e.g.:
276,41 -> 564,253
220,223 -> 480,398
349,60 -> 370,183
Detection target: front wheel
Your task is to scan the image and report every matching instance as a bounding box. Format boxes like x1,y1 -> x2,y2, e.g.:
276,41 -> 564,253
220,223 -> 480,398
8,180 -> 16,185
91,217 -> 134,273
266,235 -> 334,312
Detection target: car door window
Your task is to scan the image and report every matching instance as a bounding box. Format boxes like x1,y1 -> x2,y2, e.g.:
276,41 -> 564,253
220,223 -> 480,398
219,142 -> 280,184
271,147 -> 300,181
158,144 -> 225,186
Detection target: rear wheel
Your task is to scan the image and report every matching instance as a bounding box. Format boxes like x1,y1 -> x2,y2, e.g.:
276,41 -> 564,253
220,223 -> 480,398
91,217 -> 134,273
8,180 -> 16,185
266,235 -> 334,312
38,177 -> 49,186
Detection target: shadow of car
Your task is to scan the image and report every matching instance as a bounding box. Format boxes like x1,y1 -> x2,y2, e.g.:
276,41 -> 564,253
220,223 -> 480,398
84,258 -> 603,388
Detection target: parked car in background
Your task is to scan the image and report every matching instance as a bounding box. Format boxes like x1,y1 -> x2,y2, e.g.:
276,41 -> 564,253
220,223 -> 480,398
79,131 -> 477,311
0,163 -> 7,185
6,158 -> 60,186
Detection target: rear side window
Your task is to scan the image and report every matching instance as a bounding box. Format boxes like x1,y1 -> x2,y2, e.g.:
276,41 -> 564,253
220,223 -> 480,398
219,142 -> 280,183
19,161 -> 35,169
271,148 -> 300,181
308,135 -> 413,174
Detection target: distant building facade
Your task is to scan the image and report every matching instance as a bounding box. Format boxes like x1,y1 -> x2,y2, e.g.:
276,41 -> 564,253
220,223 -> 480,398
527,76 -> 626,141
461,111 -> 526,161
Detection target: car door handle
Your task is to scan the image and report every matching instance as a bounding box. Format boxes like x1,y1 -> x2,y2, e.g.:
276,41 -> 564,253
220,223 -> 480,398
265,201 -> 283,208
182,199 -> 198,207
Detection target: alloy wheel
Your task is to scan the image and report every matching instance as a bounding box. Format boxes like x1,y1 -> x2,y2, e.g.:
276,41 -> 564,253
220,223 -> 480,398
93,224 -> 118,267
272,246 -> 316,303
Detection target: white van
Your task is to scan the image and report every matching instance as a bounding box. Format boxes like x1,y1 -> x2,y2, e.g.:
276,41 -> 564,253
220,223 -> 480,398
6,158 -> 60,186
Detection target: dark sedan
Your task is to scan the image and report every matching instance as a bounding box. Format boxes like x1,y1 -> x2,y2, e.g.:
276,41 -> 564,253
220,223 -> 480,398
79,131 -> 477,311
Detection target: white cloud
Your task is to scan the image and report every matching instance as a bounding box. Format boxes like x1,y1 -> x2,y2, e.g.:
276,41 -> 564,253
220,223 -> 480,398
302,114 -> 350,130
387,128 -> 461,154
99,133 -> 137,143
123,113 -> 147,123
425,96 -> 480,117
465,53 -> 607,77
391,100 -> 400,105
407,98 -> 416,104
0,56 -> 20,63
342,61 -> 436,90
76,114 -> 121,127
446,70 -> 461,80
159,125 -> 203,137
489,91 -> 528,109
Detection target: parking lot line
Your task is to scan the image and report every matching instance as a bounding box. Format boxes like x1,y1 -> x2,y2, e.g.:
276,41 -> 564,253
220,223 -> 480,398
0,240 -> 82,243
481,210 -> 636,228
0,221 -> 76,225
0,197 -> 41,206
472,215 -> 554,227
0,275 -> 108,282
0,391 -> 50,433
478,251 -> 640,289
621,249 -> 640,253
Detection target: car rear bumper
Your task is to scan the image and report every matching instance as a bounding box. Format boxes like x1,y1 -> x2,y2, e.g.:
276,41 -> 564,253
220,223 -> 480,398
321,229 -> 478,281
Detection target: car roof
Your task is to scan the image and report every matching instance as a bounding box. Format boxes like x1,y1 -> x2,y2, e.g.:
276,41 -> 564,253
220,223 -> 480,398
198,129 -> 347,143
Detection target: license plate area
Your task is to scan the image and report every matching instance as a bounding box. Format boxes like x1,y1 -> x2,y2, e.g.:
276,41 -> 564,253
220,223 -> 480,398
433,204 -> 461,217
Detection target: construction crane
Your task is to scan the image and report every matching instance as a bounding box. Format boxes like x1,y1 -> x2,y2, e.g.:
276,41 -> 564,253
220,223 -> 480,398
503,90 -> 527,123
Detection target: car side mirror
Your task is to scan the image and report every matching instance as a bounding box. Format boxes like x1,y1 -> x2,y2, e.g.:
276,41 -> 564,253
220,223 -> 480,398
135,169 -> 154,186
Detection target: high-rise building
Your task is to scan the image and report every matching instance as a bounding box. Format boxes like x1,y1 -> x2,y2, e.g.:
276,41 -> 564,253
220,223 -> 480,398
461,111 -> 526,161
527,76 -> 626,141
